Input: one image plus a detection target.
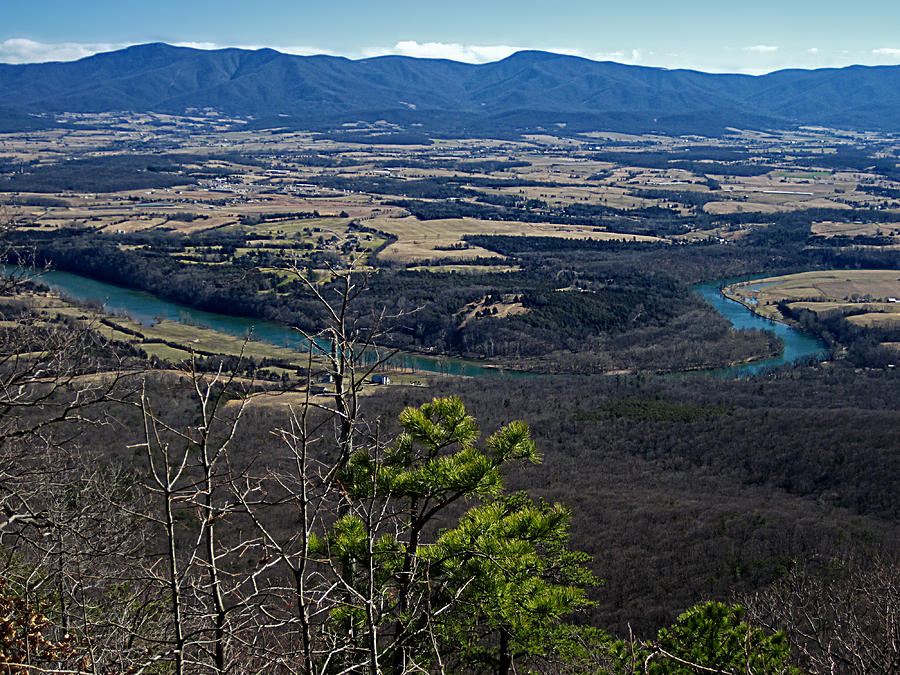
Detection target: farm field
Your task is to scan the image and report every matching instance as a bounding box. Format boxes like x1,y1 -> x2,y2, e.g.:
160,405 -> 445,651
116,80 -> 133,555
811,220 -> 900,240
18,292 -> 317,374
369,215 -> 663,262
3,111 -> 900,372
725,270 -> 900,329
0,87 -> 899,675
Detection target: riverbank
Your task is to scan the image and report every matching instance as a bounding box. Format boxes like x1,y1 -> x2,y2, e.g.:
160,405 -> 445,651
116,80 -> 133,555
723,270 -> 900,330
7,266 -> 828,379
721,280 -> 783,322
691,278 -> 827,376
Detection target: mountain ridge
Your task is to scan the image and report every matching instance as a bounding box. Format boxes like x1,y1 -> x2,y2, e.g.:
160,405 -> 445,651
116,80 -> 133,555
2,43 -> 900,134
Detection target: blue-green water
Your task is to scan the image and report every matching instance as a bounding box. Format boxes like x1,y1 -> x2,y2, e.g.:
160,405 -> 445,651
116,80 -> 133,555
691,278 -> 827,377
9,266 -> 514,377
8,267 -> 827,378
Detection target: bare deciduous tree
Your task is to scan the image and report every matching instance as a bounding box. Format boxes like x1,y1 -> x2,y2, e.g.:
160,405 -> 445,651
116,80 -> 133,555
745,555 -> 900,674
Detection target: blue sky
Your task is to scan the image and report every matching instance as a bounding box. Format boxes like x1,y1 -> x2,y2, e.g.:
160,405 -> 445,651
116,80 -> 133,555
3,0 -> 900,74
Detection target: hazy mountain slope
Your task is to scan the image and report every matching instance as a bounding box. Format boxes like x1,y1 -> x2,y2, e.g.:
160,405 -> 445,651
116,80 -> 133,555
2,43 -> 899,131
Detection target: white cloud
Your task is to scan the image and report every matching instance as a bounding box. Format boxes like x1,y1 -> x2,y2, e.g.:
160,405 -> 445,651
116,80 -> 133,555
0,37 -> 661,70
591,50 -> 626,62
357,41 -> 667,69
0,38 -> 128,64
361,41 -> 521,63
171,41 -> 222,51
192,43 -> 338,57
271,45 -> 338,57
0,38 -> 338,64
18,37 -> 900,74
871,48 -> 900,63
362,41 -> 606,64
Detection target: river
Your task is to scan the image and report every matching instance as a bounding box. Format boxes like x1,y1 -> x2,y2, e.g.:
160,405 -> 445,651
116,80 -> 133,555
691,278 -> 827,377
9,267 -> 513,377
10,267 -> 826,378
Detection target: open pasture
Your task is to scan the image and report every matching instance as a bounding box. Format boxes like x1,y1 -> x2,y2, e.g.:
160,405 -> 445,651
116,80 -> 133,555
812,220 -> 900,240
730,270 -> 900,302
406,264 -> 521,274
21,292 -> 314,370
495,182 -> 665,211
726,271 -> 900,330
369,214 -> 664,263
703,201 -> 786,215
703,174 -> 853,213
845,310 -> 900,327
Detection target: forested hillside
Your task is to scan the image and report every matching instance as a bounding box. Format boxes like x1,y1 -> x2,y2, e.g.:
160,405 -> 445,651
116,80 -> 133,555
1,255 -> 897,673
2,87 -> 899,672
4,44 -> 900,132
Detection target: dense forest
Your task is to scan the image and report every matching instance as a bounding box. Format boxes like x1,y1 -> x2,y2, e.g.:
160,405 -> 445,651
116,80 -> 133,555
372,366 -> 899,631
2,119 -> 899,672
13,227 -> 793,373
2,263 -> 897,673
13,189 -> 900,372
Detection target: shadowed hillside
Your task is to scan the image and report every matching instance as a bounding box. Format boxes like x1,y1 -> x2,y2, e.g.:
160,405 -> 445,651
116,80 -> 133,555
3,43 -> 900,133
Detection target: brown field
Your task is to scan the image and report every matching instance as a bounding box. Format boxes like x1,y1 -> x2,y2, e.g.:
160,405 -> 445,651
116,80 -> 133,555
5,113 -> 900,316
726,271 -> 900,331
703,201 -> 786,215
787,301 -> 900,323
704,194 -> 850,214
406,264 -> 521,274
845,312 -> 900,327
369,215 -> 664,262
733,270 -> 900,303
456,295 -> 529,326
694,168 -> 867,214
729,270 -> 900,301
812,221 -> 900,239
498,182 -> 672,212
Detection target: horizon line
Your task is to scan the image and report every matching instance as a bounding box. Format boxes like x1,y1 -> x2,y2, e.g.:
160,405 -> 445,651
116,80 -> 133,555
2,39 -> 899,76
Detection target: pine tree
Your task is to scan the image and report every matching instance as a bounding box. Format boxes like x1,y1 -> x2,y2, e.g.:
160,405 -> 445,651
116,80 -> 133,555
322,395 -> 598,673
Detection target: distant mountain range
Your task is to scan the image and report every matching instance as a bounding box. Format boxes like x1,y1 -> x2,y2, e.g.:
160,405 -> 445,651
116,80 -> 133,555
2,43 -> 900,136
